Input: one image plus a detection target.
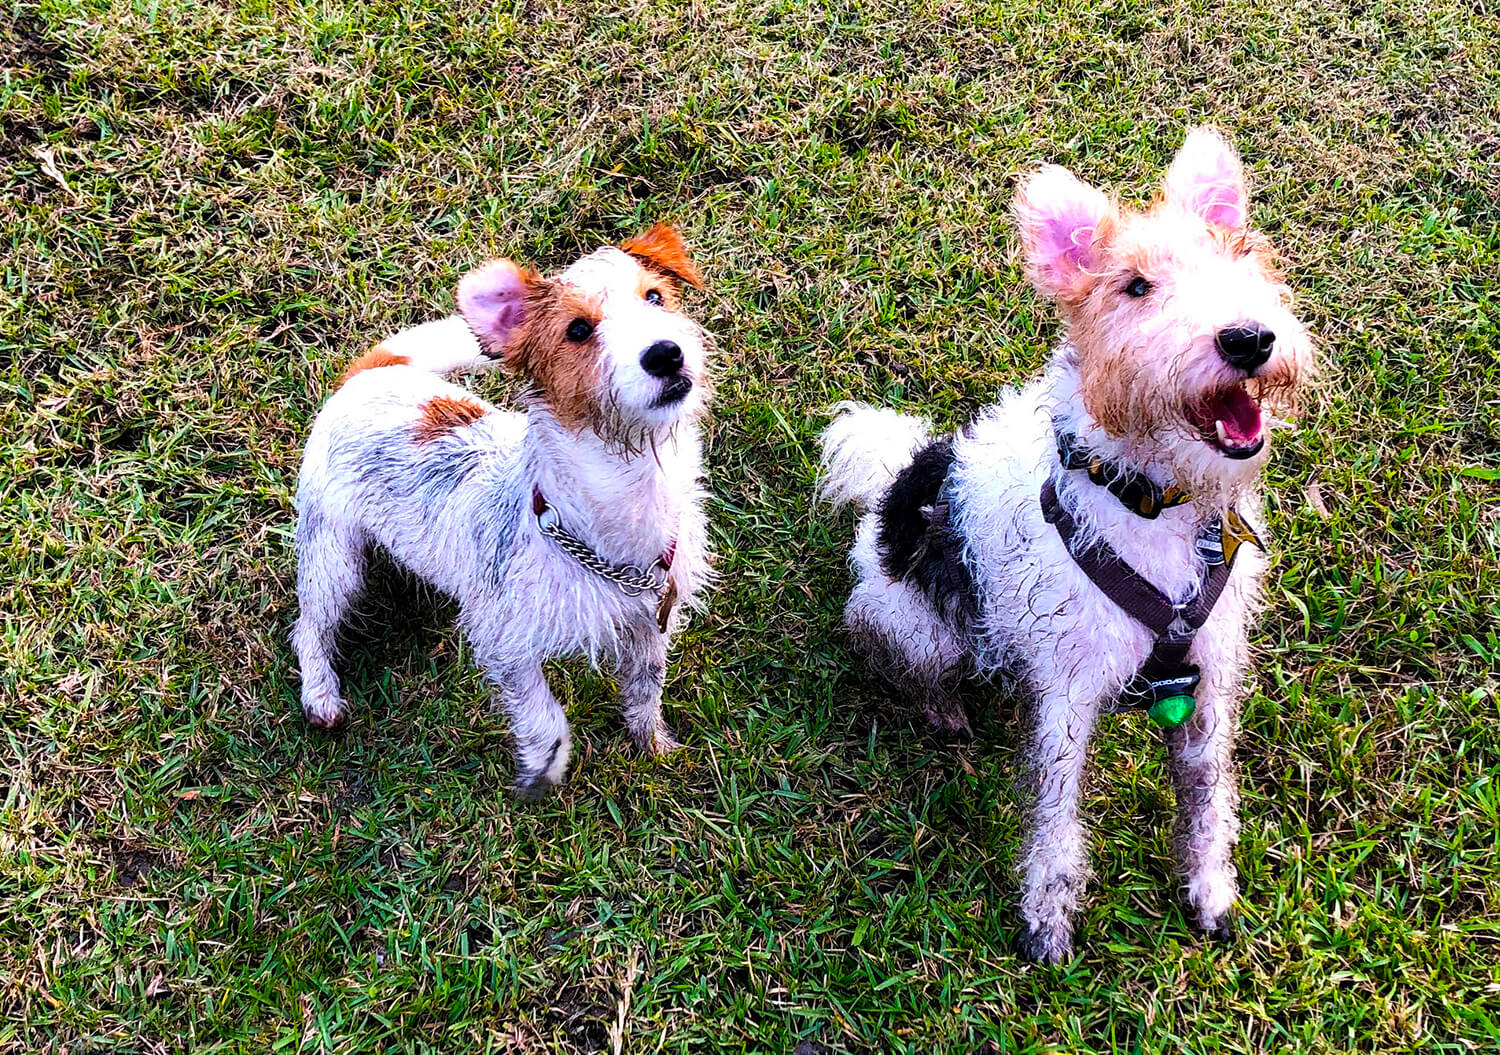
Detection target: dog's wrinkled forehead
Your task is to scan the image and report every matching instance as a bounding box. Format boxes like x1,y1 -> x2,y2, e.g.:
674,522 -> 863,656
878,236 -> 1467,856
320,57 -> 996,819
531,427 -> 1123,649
557,246 -> 640,299
1114,210 -> 1238,275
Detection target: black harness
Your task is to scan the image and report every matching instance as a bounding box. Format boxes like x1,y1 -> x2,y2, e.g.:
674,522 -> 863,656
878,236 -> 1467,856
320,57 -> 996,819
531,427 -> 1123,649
1054,428 -> 1193,519
1041,428 -> 1263,728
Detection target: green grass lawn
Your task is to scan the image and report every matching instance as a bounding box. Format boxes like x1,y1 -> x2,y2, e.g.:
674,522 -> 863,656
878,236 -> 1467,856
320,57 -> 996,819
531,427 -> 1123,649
3,0 -> 1498,1051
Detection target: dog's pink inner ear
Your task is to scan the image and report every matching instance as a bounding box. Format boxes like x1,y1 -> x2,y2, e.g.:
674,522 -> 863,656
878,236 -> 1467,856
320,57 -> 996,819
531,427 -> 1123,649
1014,165 -> 1114,299
1164,128 -> 1247,230
457,259 -> 536,355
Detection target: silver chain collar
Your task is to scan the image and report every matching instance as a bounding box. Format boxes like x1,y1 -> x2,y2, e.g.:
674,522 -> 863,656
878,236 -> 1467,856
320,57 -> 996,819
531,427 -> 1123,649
534,496 -> 671,597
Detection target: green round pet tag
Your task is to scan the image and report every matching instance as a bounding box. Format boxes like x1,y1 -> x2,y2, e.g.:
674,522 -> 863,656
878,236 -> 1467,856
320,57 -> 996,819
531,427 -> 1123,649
1148,694 -> 1196,729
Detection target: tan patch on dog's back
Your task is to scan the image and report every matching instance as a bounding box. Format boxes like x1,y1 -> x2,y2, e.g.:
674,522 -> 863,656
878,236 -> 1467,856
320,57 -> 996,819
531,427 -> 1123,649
414,395 -> 487,443
340,345 -> 410,386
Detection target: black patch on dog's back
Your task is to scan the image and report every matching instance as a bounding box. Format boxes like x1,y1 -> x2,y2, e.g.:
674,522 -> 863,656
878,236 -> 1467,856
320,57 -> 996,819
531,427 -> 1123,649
877,439 -> 977,627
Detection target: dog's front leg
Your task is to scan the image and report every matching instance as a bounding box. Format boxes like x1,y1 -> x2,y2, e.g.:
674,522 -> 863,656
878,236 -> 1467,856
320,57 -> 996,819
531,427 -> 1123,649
1018,684 -> 1102,964
489,662 -> 572,796
615,627 -> 679,756
1168,659 -> 1243,940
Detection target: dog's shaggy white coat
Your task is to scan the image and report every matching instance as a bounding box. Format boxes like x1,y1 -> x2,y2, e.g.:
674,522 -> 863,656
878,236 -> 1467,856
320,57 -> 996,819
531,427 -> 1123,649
294,231 -> 712,793
821,129 -> 1315,962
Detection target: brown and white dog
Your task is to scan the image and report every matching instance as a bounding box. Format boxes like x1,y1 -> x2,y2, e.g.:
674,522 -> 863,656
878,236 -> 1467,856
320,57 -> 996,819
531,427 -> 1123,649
293,225 -> 714,794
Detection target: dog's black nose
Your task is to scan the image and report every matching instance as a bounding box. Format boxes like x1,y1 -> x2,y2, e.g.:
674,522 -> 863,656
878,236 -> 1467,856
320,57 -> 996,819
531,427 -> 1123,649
1215,324 -> 1275,372
640,340 -> 684,378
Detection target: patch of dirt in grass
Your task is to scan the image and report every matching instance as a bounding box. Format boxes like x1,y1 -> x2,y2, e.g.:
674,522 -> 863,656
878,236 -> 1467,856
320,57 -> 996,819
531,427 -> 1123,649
106,840 -> 168,890
2,13 -> 71,88
335,769 -> 375,813
463,917 -> 493,950
537,985 -> 612,1053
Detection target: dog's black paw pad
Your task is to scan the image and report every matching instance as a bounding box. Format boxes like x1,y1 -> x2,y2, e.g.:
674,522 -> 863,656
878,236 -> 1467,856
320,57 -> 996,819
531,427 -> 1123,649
513,776 -> 556,800
1203,911 -> 1239,944
1017,924 -> 1074,965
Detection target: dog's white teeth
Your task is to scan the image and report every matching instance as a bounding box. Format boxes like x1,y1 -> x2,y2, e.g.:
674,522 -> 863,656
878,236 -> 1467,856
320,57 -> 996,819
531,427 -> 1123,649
1213,418 -> 1262,451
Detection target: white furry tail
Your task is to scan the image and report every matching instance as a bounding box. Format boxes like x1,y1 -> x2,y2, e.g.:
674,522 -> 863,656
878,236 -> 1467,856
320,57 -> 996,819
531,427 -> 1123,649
372,315 -> 493,376
817,401 -> 931,511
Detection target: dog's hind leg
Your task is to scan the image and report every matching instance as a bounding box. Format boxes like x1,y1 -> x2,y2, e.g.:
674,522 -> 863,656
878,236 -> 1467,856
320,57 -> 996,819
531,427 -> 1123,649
293,508 -> 367,728
1168,659 -> 1243,940
615,627 -> 679,757
845,518 -> 972,735
847,602 -> 971,734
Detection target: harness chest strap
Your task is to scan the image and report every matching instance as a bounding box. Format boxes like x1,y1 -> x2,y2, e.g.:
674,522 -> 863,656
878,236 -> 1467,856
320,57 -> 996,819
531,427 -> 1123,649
1039,476 -> 1259,727
532,487 -> 679,633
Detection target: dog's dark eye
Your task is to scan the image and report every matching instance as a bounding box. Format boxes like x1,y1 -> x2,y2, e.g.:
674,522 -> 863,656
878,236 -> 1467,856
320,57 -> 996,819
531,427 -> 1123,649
1125,276 -> 1152,298
565,318 -> 594,342
644,289 -> 663,306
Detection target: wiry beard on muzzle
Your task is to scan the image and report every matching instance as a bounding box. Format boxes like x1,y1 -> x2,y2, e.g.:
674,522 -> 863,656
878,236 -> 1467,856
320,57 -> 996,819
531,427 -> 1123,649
592,390 -> 659,456
1083,341 -> 1304,443
1240,360 -> 1304,418
578,387 -> 694,457
1078,351 -> 1186,451
1072,349 -> 1307,506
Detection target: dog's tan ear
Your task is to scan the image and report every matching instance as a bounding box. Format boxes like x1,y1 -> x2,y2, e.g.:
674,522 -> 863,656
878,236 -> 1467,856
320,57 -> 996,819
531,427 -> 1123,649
621,224 -> 703,289
457,259 -> 539,360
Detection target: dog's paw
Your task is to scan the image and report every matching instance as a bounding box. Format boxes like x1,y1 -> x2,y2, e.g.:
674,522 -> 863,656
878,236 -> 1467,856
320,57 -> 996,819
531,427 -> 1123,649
514,734 -> 571,797
922,692 -> 973,739
926,709 -> 974,740
1017,921 -> 1075,965
513,772 -> 558,800
302,696 -> 349,730
646,727 -> 681,757
1184,868 -> 1239,938
629,722 -> 681,757
1199,908 -> 1239,945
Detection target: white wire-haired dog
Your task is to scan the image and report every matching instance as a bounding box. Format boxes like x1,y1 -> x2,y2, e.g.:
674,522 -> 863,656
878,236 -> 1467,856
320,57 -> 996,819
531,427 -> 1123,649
293,225 -> 713,794
820,129 -> 1315,962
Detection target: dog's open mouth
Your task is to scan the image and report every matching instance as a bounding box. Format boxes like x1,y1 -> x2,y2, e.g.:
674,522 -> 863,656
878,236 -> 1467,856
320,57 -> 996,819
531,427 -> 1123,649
654,375 -> 694,406
1190,383 -> 1265,460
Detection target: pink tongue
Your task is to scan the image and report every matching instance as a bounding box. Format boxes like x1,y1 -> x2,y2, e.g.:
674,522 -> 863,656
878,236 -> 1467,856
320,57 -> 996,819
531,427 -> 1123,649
1212,387 -> 1262,442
